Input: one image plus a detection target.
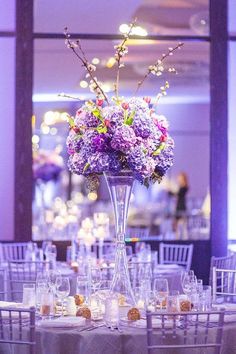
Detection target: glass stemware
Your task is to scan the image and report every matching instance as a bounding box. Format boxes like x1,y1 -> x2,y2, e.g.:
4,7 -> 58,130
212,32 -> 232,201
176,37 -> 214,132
91,267 -> 102,294
153,278 -> 169,310
56,277 -> 70,316
48,270 -> 61,294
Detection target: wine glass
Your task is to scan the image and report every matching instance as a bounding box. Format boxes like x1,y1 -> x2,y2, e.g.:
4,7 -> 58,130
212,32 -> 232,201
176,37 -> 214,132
153,278 -> 169,309
56,277 -> 70,316
48,270 -> 61,294
91,267 -> 102,293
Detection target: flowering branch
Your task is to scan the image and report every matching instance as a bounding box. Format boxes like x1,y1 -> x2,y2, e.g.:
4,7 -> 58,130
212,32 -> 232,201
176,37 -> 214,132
134,42 -> 184,95
64,27 -> 109,105
58,93 -> 82,101
114,19 -> 137,98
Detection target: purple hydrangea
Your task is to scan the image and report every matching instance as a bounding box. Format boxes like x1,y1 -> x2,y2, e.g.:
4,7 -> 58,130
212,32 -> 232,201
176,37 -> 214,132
132,112 -> 153,138
102,105 -> 124,131
127,145 -> 156,183
153,137 -> 174,176
66,131 -> 83,154
111,125 -> 136,153
74,106 -> 100,128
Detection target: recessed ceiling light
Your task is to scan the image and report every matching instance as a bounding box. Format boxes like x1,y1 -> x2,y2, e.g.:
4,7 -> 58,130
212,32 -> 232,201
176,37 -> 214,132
119,23 -> 148,36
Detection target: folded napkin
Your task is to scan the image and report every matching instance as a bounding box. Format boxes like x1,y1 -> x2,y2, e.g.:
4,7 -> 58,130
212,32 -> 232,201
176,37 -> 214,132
38,316 -> 86,328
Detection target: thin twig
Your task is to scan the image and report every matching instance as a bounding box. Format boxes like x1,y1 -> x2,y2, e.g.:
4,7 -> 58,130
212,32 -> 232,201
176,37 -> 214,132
64,28 -> 109,105
114,19 -> 137,98
134,42 -> 184,95
58,93 -> 82,101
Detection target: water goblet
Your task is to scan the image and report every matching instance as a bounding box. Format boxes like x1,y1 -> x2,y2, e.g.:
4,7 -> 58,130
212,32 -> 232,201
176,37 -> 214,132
91,267 -> 102,294
48,270 -> 61,294
56,277 -> 70,316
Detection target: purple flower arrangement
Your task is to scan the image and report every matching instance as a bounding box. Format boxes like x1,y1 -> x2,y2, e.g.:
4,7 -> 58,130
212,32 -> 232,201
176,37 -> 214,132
64,22 -> 183,187
33,150 -> 64,183
67,99 -> 174,186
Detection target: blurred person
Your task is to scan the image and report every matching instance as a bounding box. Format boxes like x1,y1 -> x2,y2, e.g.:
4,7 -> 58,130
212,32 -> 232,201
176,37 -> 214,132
169,172 -> 189,239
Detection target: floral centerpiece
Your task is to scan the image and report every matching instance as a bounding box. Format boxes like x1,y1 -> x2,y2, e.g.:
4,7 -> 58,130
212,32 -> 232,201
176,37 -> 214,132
63,22 -> 183,308
33,149 -> 64,183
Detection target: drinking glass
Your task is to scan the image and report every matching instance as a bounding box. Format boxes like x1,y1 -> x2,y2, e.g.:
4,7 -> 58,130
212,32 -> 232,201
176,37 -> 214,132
153,278 -> 169,309
196,279 -> 203,294
23,284 -> 36,306
182,274 -> 197,296
167,295 -> 180,313
199,285 -> 212,311
40,290 -> 54,318
48,270 -> 61,294
56,277 -> 70,316
77,275 -> 89,303
91,267 -> 102,293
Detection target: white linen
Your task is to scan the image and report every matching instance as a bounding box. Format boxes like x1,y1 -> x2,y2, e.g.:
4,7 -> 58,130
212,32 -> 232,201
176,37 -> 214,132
37,316 -> 86,328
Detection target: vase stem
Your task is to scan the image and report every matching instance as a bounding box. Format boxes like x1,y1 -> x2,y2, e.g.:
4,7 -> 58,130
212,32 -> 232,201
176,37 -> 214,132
104,171 -> 135,306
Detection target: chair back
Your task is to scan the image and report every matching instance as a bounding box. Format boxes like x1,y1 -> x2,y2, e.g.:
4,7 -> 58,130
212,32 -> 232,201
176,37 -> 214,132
0,268 -> 7,301
209,254 -> 235,286
0,306 -> 35,354
146,309 -> 224,354
212,267 -> 236,302
159,243 -> 193,271
8,260 -> 49,301
0,242 -> 28,263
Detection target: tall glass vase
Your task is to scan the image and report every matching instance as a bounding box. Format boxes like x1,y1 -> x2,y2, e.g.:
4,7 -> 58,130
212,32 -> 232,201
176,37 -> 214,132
104,171 -> 136,306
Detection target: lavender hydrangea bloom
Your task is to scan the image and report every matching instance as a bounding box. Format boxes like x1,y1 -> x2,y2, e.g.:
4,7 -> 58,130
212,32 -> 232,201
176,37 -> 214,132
132,113 -> 153,138
74,106 -> 99,128
153,137 -> 174,176
91,133 -> 111,152
89,152 -> 122,173
111,125 -> 136,153
102,105 -> 124,131
66,131 -> 83,154
128,145 -> 156,183
68,152 -> 89,175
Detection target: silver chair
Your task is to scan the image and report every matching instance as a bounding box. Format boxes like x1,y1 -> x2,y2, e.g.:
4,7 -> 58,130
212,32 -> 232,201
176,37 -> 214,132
212,267 -> 236,303
159,243 -> 193,271
0,306 -> 35,354
0,242 -> 29,263
209,254 -> 235,286
8,260 -> 49,301
146,309 -> 225,354
0,268 -> 7,301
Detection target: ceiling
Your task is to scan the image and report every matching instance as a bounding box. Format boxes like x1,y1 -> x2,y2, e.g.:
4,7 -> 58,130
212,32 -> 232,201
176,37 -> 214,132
33,0 -> 210,101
